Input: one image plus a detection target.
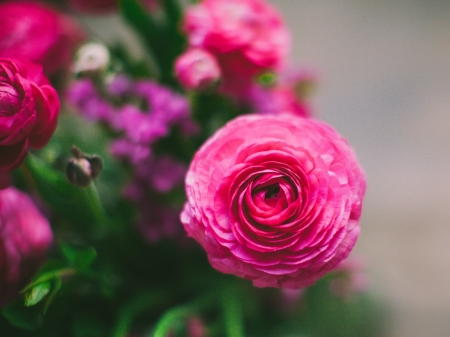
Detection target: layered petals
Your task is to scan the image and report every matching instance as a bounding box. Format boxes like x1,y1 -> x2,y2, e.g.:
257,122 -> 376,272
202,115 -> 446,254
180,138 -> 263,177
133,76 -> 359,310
181,115 -> 365,288
0,59 -> 60,189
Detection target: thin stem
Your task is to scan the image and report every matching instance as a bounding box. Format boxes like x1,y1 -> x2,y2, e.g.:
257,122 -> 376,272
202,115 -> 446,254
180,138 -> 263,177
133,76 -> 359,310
220,283 -> 245,337
84,181 -> 109,235
111,290 -> 168,337
152,292 -> 214,337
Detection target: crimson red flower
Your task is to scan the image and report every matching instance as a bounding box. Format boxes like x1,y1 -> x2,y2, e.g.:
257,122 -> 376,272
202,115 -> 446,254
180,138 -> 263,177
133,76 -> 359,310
181,115 -> 365,288
0,58 -> 60,188
0,187 -> 53,307
0,1 -> 85,75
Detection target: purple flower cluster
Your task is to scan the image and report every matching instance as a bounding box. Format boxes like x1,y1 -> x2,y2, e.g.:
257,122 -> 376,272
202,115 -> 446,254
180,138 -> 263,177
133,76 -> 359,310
66,75 -> 195,241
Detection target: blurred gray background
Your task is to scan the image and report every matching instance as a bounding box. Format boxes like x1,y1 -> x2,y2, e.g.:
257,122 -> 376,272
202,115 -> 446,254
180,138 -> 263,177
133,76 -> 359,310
273,1 -> 450,336
80,1 -> 450,335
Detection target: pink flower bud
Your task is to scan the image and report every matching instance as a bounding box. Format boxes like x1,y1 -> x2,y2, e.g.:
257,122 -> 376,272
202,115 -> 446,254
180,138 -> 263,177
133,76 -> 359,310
0,187 -> 53,307
175,49 -> 221,91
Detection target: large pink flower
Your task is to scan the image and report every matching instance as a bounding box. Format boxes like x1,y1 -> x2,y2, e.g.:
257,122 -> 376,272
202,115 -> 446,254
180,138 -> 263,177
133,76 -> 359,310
0,58 -> 60,188
183,0 -> 291,96
0,1 -> 85,75
0,187 -> 53,307
181,115 -> 365,288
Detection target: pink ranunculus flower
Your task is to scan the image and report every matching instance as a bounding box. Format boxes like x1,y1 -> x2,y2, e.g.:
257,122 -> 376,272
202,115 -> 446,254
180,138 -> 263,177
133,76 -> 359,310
175,48 -> 221,91
0,58 -> 60,189
181,115 -> 365,288
0,187 -> 53,307
183,0 -> 291,97
0,1 -> 85,75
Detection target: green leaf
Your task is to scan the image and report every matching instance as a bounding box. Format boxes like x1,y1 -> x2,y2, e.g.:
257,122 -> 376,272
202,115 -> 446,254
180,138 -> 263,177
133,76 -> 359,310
24,282 -> 51,307
2,300 -> 45,331
42,277 -> 62,314
61,243 -> 97,272
120,0 -> 183,87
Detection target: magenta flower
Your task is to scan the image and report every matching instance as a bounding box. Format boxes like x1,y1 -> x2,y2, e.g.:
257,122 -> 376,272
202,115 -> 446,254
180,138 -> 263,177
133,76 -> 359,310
175,48 -> 221,91
69,0 -> 159,14
0,58 -> 60,189
183,0 -> 291,97
0,187 -> 53,307
0,1 -> 85,75
181,115 -> 365,288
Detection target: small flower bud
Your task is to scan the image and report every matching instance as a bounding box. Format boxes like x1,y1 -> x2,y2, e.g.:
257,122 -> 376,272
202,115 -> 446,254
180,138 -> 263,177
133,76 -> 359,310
66,146 -> 103,188
73,42 -> 110,77
175,48 -> 221,91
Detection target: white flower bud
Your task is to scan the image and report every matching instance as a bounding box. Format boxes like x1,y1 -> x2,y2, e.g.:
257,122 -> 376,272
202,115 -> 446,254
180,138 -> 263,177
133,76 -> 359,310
73,42 -> 110,76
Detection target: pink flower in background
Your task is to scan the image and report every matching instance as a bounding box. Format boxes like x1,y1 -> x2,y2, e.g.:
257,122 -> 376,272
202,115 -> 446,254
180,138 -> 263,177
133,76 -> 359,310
329,256 -> 370,298
0,58 -> 60,189
181,115 -> 365,288
248,68 -> 318,117
0,187 -> 53,307
0,1 -> 85,75
248,85 -> 311,117
68,0 -> 118,13
175,48 -> 221,91
183,0 -> 291,97
69,0 -> 159,14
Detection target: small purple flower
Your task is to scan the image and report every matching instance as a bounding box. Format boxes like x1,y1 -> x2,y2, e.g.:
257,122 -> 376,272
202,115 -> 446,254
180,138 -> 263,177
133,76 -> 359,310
118,105 -> 168,144
110,139 -> 151,164
135,156 -> 186,193
106,74 -> 131,97
66,79 -> 115,123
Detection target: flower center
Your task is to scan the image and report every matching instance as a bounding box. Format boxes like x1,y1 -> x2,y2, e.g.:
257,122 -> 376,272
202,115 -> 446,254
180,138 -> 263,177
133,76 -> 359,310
264,184 -> 280,199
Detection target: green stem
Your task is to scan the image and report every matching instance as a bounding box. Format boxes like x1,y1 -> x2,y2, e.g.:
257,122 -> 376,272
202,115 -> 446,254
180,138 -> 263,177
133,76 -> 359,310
152,292 -> 214,337
111,291 -> 168,337
220,283 -> 245,337
84,181 -> 108,234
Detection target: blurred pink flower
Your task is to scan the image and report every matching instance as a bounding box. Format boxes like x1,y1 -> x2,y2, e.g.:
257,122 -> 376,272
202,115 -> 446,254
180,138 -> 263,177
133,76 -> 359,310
248,85 -> 311,117
0,187 -> 53,307
0,1 -> 85,75
0,58 -> 60,189
183,0 -> 291,97
181,115 -> 365,288
175,48 -> 221,91
248,68 -> 318,117
329,256 -> 370,298
69,0 -> 159,14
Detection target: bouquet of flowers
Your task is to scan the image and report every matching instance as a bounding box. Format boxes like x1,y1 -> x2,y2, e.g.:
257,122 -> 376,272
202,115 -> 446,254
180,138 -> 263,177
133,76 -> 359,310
0,0 -> 386,336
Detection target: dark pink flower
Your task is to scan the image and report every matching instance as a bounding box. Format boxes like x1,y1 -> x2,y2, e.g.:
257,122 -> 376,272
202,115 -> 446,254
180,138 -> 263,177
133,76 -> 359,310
183,0 -> 291,97
175,48 -> 221,91
0,187 -> 53,307
0,58 -> 60,188
181,115 -> 365,288
0,1 -> 85,75
69,0 -> 159,14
